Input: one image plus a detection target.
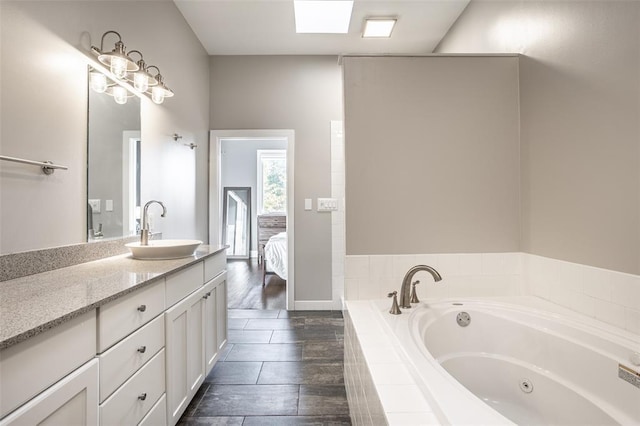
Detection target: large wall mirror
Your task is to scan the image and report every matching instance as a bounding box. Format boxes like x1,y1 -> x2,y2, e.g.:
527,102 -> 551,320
87,67 -> 141,240
223,187 -> 251,259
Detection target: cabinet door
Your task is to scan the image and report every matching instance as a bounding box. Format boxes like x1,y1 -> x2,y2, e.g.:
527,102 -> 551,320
165,289 -> 205,426
0,359 -> 98,426
203,272 -> 227,376
215,277 -> 228,352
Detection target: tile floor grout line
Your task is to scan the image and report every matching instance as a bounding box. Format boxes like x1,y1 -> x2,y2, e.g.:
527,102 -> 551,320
255,360 -> 265,385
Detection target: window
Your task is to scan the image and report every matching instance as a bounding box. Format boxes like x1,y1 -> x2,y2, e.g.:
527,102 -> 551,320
257,150 -> 286,214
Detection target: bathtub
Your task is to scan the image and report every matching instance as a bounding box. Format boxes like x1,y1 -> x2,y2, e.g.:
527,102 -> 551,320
346,297 -> 640,425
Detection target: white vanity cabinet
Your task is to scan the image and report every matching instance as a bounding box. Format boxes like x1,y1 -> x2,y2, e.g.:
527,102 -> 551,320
0,247 -> 226,426
0,311 -> 98,425
165,254 -> 227,426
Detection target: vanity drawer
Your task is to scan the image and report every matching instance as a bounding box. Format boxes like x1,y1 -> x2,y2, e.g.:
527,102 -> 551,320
166,262 -> 204,308
138,394 -> 166,426
98,279 -> 165,352
99,315 -> 165,402
204,251 -> 226,282
100,349 -> 165,426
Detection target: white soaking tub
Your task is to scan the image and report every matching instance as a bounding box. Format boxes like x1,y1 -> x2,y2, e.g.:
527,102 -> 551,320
396,298 -> 640,425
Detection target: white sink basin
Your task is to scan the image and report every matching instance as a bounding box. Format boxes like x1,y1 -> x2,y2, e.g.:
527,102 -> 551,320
126,239 -> 202,260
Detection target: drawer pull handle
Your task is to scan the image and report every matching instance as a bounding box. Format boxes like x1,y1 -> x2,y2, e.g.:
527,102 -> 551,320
137,305 -> 147,312
137,346 -> 147,354
203,294 -> 209,299
206,291 -> 212,297
138,393 -> 147,401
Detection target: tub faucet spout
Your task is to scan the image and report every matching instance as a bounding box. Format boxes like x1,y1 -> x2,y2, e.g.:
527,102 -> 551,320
399,265 -> 442,309
141,200 -> 166,245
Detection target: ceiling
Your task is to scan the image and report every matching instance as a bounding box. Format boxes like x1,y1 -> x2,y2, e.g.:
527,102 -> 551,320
173,0 -> 470,55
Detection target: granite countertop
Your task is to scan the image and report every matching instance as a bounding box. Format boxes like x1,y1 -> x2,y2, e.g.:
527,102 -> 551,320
0,245 -> 226,350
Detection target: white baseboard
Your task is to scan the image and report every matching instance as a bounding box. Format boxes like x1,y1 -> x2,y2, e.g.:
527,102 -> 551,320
294,299 -> 343,310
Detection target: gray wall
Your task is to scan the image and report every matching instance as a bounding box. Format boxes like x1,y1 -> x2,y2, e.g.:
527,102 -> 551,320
220,138 -> 287,252
343,56 -> 521,255
210,56 -> 343,301
0,1 -> 210,254
437,1 -> 640,275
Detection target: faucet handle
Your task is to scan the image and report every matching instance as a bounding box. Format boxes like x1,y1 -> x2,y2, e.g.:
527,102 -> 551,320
410,280 -> 421,304
387,291 -> 401,315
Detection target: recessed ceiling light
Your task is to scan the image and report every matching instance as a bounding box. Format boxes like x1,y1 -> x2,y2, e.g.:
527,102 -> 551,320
363,18 -> 397,38
294,0 -> 354,34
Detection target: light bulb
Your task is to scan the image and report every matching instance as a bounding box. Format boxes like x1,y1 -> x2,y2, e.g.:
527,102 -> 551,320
133,72 -> 149,93
110,56 -> 128,80
151,86 -> 165,104
112,86 -> 128,105
90,72 -> 107,93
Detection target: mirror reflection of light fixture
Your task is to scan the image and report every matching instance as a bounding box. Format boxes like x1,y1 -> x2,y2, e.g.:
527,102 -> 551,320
111,86 -> 129,105
91,31 -> 139,79
146,66 -> 174,105
89,69 -> 108,93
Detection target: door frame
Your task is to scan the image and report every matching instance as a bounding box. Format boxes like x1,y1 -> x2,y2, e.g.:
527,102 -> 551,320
209,129 -> 295,310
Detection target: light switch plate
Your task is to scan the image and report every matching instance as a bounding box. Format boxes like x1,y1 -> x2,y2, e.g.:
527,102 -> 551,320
304,198 -> 312,211
105,200 -> 113,212
88,199 -> 101,214
317,198 -> 338,212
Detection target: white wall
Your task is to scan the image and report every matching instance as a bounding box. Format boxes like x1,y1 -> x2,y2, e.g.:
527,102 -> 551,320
210,56 -> 343,302
437,0 -> 640,276
0,1 -> 210,254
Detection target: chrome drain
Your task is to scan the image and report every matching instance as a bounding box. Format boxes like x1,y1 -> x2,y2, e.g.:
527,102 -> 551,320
519,378 -> 533,393
456,312 -> 471,327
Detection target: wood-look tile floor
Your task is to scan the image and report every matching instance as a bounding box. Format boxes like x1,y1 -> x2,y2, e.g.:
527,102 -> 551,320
177,310 -> 351,425
227,259 -> 286,310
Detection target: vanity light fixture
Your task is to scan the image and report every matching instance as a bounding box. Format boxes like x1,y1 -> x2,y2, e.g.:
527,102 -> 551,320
91,31 -> 138,79
363,18 -> 397,38
146,66 -> 174,105
89,30 -> 173,104
127,50 -> 158,93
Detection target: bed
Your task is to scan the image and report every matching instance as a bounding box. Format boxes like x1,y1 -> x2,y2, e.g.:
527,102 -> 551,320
257,214 -> 287,285
263,232 -> 287,285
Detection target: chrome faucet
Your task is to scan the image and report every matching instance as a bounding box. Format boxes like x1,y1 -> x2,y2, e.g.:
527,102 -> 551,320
140,200 -> 166,245
399,265 -> 442,309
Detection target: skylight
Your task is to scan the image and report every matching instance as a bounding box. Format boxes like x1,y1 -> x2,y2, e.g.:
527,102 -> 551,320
294,0 -> 354,34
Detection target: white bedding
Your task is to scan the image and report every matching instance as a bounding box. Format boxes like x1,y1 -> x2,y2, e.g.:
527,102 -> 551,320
264,232 -> 287,280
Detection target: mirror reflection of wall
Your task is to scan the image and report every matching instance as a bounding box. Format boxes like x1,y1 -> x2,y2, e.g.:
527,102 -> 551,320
223,187 -> 251,258
87,68 -> 142,240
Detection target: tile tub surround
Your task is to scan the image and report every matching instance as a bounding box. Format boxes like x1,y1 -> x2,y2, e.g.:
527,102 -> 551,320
0,245 -> 225,349
0,236 -> 139,282
346,252 -> 640,335
345,252 -> 523,301
344,302 -> 440,425
524,254 -> 640,335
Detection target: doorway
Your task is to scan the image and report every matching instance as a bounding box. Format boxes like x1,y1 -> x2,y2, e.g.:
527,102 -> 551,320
209,130 -> 295,310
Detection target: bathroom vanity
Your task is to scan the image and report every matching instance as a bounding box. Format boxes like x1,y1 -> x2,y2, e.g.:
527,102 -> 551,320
0,245 -> 227,426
